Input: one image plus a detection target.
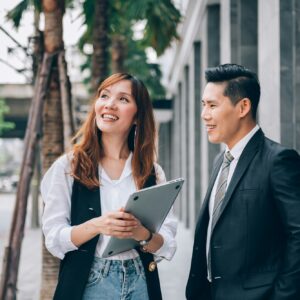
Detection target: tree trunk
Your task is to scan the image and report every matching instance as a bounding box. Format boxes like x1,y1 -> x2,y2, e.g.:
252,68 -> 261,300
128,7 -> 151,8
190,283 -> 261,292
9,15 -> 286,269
32,8 -> 43,83
30,144 -> 41,228
111,34 -> 126,73
91,0 -> 109,94
0,53 -> 54,300
58,51 -> 75,150
31,7 -> 43,229
40,1 -> 65,299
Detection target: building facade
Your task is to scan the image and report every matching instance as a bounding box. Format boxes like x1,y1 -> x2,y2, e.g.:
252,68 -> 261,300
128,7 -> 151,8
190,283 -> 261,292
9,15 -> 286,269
158,0 -> 300,230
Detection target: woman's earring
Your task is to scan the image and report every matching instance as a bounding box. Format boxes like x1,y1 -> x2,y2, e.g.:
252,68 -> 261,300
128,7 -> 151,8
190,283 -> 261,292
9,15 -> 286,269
134,125 -> 137,144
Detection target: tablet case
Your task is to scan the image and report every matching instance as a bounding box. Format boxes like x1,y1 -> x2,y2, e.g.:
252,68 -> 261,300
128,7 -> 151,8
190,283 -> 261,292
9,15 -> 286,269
102,178 -> 184,258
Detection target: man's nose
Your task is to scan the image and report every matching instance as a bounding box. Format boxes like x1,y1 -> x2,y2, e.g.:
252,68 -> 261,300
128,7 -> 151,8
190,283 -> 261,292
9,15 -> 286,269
201,107 -> 210,120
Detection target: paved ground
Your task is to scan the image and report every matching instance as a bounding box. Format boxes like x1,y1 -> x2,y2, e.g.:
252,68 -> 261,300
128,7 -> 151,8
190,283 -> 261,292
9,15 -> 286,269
0,193 -> 194,300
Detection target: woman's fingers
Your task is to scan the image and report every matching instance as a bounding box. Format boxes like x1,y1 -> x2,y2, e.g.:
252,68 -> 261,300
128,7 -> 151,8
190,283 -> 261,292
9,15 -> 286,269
113,211 -> 137,221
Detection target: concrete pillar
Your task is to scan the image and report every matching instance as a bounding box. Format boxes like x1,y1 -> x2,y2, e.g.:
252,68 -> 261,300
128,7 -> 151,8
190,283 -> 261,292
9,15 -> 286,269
258,0 -> 280,141
172,84 -> 182,218
231,0 -> 258,73
193,41 -> 202,221
280,0 -> 300,152
180,67 -> 188,226
296,0 -> 300,153
207,4 -> 221,175
184,64 -> 195,228
158,122 -> 172,180
220,0 -> 231,63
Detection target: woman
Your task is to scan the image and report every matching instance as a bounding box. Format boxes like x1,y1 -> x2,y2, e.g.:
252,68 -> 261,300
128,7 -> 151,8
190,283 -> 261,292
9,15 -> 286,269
41,73 -> 177,300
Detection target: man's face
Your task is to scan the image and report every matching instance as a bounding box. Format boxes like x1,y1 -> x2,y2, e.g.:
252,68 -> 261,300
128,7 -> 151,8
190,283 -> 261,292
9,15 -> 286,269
201,82 -> 243,149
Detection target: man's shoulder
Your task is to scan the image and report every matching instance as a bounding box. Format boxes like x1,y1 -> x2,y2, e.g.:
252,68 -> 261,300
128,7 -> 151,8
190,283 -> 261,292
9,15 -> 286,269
262,135 -> 299,161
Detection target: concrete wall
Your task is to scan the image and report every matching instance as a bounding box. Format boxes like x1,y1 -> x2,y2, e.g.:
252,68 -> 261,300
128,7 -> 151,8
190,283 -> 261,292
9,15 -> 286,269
158,0 -> 300,230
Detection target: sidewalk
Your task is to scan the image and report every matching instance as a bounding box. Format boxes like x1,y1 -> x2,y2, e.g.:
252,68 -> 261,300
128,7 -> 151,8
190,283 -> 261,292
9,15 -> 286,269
159,222 -> 194,300
0,193 -> 194,300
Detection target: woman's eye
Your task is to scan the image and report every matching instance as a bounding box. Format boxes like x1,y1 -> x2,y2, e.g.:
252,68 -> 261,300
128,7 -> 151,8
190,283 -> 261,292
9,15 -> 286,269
100,94 -> 108,99
120,97 -> 129,103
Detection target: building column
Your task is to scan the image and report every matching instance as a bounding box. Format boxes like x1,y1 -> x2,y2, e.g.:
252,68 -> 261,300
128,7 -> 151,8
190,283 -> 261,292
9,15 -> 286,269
258,0 -> 280,141
231,0 -> 258,73
193,41 -> 202,221
172,83 -> 183,218
280,0 -> 300,152
207,4 -> 221,175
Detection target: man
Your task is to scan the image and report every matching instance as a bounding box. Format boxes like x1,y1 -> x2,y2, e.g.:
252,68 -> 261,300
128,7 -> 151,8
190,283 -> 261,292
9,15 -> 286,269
186,63 -> 300,300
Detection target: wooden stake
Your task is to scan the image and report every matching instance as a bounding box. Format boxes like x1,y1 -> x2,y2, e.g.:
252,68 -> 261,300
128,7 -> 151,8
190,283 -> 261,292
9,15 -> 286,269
0,52 -> 55,300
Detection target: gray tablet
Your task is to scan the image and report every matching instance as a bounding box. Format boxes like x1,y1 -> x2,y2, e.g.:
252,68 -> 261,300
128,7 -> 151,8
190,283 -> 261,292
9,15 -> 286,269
102,177 -> 184,258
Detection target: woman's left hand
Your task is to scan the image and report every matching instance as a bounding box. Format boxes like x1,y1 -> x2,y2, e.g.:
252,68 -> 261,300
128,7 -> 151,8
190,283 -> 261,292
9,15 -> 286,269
119,207 -> 164,253
119,207 -> 149,241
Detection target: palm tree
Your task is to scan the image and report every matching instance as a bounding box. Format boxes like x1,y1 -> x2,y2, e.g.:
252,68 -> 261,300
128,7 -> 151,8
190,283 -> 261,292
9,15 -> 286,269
40,1 -> 65,298
6,1 -> 66,298
79,0 -> 181,97
91,0 -> 109,92
112,0 -> 181,70
79,0 -> 109,94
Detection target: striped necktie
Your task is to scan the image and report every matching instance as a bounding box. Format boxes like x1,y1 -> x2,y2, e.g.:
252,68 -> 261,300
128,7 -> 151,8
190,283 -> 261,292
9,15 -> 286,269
213,151 -> 234,216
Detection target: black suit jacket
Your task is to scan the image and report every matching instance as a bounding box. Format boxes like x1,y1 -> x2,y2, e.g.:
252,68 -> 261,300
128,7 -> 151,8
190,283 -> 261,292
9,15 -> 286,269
186,129 -> 300,300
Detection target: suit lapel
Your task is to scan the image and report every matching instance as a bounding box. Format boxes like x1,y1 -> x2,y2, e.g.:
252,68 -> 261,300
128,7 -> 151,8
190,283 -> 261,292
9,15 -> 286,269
211,129 -> 264,232
195,153 -> 224,233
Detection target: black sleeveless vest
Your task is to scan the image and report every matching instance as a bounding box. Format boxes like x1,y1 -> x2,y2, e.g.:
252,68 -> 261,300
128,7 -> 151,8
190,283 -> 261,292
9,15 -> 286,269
53,172 -> 162,300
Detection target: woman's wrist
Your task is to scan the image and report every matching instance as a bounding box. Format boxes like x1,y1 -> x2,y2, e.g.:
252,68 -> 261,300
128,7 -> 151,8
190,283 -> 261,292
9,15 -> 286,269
84,218 -> 102,236
141,233 -> 164,253
71,219 -> 99,247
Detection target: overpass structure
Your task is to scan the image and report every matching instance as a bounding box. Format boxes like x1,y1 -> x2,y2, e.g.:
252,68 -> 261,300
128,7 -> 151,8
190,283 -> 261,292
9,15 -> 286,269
0,83 -> 172,139
0,82 -> 90,139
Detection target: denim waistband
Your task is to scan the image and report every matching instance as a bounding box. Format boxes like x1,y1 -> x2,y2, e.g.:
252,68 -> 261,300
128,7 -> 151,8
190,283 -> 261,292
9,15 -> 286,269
91,256 -> 144,277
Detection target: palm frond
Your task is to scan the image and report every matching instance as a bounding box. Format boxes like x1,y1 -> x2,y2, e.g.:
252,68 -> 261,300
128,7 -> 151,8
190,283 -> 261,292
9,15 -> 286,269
6,0 -> 30,29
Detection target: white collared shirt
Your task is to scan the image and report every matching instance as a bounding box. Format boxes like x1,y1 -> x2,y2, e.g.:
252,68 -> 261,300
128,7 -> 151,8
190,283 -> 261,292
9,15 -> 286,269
41,152 -> 177,261
206,125 -> 260,278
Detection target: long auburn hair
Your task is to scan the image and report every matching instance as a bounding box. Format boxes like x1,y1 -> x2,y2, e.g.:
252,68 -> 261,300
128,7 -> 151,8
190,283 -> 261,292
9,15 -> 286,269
70,73 -> 157,190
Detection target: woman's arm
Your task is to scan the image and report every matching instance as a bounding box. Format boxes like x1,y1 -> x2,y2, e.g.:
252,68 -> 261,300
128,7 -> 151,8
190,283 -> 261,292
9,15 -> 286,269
42,155 -> 140,257
41,155 -> 77,259
71,211 -> 138,247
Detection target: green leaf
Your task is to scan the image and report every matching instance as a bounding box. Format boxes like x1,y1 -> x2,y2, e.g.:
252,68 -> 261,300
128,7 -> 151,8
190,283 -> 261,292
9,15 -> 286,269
6,0 -> 30,29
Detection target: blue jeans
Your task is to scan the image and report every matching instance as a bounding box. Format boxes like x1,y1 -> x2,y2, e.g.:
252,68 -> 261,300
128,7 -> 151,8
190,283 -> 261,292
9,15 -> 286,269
82,256 -> 149,300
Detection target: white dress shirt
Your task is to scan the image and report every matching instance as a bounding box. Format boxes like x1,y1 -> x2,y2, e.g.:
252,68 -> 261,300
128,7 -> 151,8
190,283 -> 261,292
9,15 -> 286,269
41,152 -> 177,261
206,125 -> 260,278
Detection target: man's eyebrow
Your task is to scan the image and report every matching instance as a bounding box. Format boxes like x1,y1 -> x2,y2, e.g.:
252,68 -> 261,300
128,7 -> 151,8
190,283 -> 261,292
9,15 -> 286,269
201,99 -> 218,103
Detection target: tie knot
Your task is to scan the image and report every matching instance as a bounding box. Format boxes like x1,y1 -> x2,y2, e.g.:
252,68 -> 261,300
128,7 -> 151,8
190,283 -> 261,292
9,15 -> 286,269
224,151 -> 234,164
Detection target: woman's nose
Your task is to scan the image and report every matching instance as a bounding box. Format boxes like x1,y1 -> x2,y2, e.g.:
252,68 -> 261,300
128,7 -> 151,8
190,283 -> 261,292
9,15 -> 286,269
105,98 -> 117,109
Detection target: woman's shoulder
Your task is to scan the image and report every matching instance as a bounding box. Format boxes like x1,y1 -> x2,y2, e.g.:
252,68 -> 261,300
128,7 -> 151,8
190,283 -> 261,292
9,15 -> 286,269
154,162 -> 166,184
48,152 -> 74,173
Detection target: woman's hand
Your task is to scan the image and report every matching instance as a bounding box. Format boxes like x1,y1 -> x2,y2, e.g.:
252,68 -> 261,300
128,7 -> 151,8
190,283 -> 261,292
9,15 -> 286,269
117,207 -> 148,241
71,210 -> 138,246
89,210 -> 139,239
119,208 -> 164,254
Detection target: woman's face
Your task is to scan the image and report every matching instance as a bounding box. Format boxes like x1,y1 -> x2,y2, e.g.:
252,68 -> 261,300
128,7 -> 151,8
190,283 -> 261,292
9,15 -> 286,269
95,80 -> 138,136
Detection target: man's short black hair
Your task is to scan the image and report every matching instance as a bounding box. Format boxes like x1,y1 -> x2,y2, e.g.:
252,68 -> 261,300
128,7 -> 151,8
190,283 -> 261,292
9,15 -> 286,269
205,63 -> 260,120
